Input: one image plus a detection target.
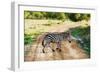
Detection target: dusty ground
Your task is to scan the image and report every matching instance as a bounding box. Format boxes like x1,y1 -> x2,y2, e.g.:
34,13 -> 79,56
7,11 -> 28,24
24,40 -> 89,61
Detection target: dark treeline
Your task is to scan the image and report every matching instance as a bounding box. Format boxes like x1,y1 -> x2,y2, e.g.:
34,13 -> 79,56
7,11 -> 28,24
24,11 -> 90,22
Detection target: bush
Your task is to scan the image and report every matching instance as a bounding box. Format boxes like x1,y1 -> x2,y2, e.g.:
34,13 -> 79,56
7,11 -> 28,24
24,34 -> 33,45
24,11 -> 90,22
68,13 -> 90,22
24,33 -> 40,45
70,26 -> 90,56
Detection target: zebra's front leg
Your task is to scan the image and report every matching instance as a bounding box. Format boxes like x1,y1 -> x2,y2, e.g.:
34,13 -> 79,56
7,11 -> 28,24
56,42 -> 61,52
47,43 -> 55,52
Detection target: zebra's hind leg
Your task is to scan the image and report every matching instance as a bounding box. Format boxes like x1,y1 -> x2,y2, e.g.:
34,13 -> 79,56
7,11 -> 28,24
42,48 -> 45,53
50,43 -> 55,52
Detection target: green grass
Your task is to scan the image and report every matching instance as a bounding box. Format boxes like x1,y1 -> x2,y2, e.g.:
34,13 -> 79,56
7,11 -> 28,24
24,34 -> 33,45
24,31 -> 43,45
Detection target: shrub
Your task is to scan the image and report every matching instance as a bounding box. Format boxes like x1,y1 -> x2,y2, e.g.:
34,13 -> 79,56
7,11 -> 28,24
68,13 -> 90,22
70,26 -> 90,56
24,34 -> 33,45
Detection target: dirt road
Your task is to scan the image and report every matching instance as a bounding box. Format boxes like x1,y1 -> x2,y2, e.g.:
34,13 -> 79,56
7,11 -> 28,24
24,40 -> 89,61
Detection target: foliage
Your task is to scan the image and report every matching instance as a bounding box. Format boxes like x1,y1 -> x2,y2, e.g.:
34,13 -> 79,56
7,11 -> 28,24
24,31 -> 43,45
24,34 -> 33,45
68,13 -> 90,22
70,26 -> 90,56
24,11 -> 90,22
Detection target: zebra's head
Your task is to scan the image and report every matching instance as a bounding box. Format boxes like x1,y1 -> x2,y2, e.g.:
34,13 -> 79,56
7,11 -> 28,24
65,31 -> 72,43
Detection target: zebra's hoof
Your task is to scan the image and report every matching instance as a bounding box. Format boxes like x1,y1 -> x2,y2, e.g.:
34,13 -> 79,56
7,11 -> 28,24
56,48 -> 61,52
52,49 -> 55,52
56,48 -> 59,50
69,41 -> 71,43
59,49 -> 62,52
42,50 -> 45,53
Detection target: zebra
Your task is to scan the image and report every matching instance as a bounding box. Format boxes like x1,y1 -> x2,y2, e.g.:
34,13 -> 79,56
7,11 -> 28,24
41,31 -> 72,53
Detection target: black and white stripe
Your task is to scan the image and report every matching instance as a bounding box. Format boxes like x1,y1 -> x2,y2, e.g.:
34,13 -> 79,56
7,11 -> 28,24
42,32 -> 72,53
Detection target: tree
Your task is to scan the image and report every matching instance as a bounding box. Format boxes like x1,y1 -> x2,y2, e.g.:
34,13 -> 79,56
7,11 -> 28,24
24,11 -> 31,19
